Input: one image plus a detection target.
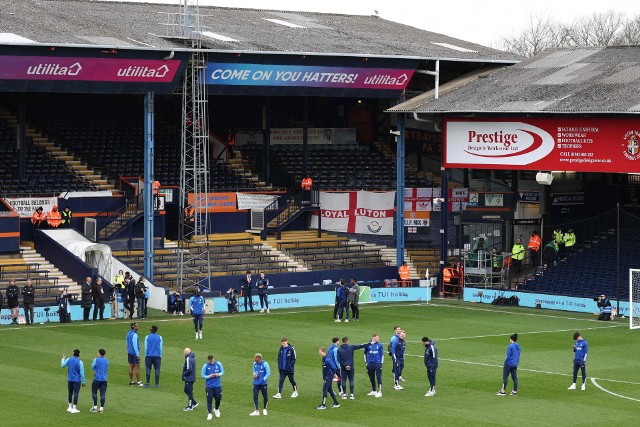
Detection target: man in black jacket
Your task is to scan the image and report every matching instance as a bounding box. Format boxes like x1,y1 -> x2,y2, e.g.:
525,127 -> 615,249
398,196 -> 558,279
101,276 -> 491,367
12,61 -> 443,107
92,277 -> 105,321
135,277 -> 147,319
81,277 -> 93,321
6,280 -> 20,324
58,289 -> 71,323
124,276 -> 136,319
336,336 -> 367,400
22,279 -> 36,325
239,271 -> 254,312
273,337 -> 297,399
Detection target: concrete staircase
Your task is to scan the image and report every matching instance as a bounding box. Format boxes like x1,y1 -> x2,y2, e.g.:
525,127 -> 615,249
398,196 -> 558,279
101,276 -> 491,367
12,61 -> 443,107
99,200 -> 139,239
347,239 -> 420,280
21,245 -> 78,293
259,241 -> 308,272
227,149 -> 275,190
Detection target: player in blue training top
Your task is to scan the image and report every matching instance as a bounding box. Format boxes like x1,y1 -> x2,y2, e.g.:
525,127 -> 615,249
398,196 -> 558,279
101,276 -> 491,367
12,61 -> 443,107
126,322 -> 144,386
316,347 -> 341,409
190,289 -> 205,340
389,325 -> 402,383
250,353 -> 271,416
202,354 -> 224,420
327,337 -> 343,395
393,330 -> 407,390
568,331 -> 589,391
144,325 -> 163,388
422,336 -> 438,396
61,349 -> 86,413
497,333 -> 520,396
90,348 -> 109,413
363,333 -> 385,397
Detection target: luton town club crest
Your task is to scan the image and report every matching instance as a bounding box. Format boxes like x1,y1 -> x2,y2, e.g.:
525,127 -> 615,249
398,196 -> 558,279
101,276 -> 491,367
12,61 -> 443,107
624,131 -> 640,160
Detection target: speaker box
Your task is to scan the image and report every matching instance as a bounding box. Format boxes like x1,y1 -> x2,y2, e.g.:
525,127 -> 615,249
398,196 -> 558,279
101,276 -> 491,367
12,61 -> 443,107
536,172 -> 553,185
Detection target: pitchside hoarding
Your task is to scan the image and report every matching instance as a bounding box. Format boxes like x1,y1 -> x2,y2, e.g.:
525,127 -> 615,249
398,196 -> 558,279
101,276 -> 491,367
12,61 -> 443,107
445,118 -> 640,173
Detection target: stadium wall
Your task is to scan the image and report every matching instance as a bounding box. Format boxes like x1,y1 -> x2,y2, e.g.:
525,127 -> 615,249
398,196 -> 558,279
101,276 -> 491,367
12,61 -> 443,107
200,266 -> 398,294
463,287 -> 630,316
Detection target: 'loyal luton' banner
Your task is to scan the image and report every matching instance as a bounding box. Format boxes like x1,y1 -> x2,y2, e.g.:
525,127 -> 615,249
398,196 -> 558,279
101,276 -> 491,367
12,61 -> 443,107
445,117 -> 640,173
310,191 -> 395,235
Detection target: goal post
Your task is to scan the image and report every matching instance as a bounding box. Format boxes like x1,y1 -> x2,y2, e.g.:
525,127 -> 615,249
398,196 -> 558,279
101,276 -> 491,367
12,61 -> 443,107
629,269 -> 640,329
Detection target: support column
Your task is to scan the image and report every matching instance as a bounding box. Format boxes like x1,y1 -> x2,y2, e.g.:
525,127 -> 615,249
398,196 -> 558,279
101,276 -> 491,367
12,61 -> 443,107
440,167 -> 449,296
143,92 -> 155,281
302,97 -> 308,177
395,113 -> 406,266
262,99 -> 271,184
17,97 -> 26,180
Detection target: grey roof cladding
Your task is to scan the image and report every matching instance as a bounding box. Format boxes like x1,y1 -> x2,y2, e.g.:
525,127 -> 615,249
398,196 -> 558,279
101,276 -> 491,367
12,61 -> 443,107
0,0 -> 520,61
390,46 -> 640,114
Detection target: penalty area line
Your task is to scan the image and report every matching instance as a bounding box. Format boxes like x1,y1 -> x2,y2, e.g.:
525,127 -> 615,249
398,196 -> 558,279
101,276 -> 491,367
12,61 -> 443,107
591,378 -> 640,402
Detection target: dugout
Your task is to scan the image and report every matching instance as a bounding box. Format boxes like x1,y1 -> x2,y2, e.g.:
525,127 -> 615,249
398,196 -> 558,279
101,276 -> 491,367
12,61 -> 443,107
389,45 -> 640,304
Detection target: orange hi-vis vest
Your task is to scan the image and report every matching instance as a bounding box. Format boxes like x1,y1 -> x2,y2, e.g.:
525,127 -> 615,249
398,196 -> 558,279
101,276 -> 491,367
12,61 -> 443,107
528,234 -> 541,251
31,210 -> 45,225
153,180 -> 161,195
301,177 -> 313,190
399,264 -> 411,280
443,267 -> 460,283
47,207 -> 62,228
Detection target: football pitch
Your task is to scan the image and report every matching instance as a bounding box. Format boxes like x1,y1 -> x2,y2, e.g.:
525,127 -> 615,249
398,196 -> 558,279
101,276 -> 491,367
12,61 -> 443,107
1,300 -> 638,426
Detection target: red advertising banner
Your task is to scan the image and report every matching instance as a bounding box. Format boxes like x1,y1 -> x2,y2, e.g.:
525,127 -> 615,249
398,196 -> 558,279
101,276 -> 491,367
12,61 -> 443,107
0,56 -> 182,82
444,118 -> 640,173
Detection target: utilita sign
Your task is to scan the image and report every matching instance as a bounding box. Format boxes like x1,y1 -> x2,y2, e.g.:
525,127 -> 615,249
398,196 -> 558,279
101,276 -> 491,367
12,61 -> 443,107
445,118 -> 640,173
0,56 -> 181,82
205,63 -> 414,90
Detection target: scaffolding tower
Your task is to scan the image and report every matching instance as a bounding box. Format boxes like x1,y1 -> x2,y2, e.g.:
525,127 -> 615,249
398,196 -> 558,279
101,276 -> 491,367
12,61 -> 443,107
164,0 -> 212,293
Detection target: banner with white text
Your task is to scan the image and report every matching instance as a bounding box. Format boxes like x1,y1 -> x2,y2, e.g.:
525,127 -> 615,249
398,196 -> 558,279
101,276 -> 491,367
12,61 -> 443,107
310,191 -> 395,235
4,197 -> 57,218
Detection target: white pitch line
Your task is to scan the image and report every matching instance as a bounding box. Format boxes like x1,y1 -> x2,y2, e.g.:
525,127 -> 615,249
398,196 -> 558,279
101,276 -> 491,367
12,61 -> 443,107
591,378 -> 640,402
405,324 -> 624,343
426,300 -> 619,323
404,353 -> 640,386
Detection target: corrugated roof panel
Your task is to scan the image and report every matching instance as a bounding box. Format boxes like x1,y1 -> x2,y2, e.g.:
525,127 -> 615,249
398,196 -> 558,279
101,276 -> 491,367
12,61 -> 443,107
201,31 -> 238,42
602,63 -> 640,84
431,42 -> 477,53
263,18 -> 306,29
495,101 -> 555,111
268,12 -> 332,29
524,49 -> 601,69
76,36 -> 134,46
0,32 -> 36,44
534,63 -> 592,85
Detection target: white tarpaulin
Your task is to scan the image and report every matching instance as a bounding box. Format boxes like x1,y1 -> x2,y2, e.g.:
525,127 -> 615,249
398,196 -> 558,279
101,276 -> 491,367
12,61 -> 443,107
41,229 -> 113,280
236,193 -> 278,210
58,191 -> 113,199
310,191 -> 395,235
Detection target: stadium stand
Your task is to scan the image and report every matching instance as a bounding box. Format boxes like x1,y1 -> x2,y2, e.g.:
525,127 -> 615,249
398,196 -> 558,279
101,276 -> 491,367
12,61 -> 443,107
517,228 -> 632,300
15,95 -> 260,191
113,233 -> 295,289
240,144 -> 435,190
0,115 -> 96,196
266,231 -> 389,270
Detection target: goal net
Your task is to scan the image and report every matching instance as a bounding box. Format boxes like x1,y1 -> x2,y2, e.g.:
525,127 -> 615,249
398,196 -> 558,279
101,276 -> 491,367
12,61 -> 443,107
630,269 -> 640,329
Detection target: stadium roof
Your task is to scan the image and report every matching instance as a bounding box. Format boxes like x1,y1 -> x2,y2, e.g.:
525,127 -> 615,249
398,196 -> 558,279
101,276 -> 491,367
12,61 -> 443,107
388,46 -> 640,115
0,0 -> 520,62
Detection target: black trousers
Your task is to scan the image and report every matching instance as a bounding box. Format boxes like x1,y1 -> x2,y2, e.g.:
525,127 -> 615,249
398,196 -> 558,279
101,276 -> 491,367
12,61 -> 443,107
350,303 -> 359,319
83,307 -> 91,321
243,292 -> 254,312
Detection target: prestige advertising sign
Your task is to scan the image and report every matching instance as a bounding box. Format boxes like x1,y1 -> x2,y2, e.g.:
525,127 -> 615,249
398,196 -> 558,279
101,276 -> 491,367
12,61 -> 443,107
445,118 -> 640,173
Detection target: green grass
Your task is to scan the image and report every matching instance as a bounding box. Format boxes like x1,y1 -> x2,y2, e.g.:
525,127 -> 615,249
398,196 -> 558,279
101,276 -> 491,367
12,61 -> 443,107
1,300 -> 638,426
